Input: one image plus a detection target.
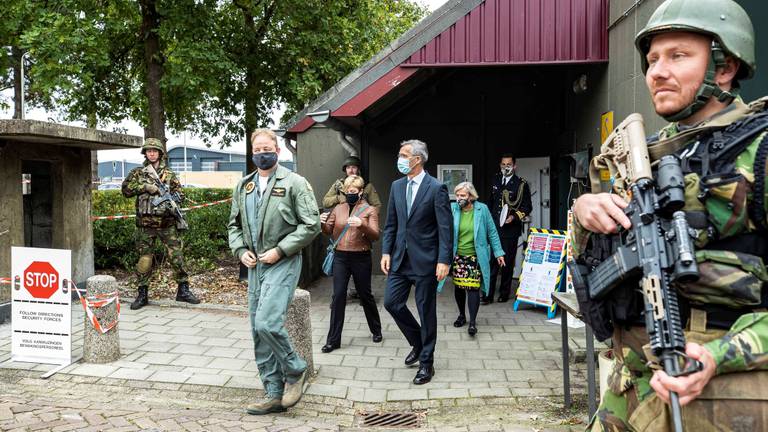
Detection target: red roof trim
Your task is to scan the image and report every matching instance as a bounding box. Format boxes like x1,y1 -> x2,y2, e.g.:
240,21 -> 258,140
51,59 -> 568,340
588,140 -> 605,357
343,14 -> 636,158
332,67 -> 418,118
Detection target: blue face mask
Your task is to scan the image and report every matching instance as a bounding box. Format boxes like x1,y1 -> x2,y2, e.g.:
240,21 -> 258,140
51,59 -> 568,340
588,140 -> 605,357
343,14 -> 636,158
397,157 -> 412,175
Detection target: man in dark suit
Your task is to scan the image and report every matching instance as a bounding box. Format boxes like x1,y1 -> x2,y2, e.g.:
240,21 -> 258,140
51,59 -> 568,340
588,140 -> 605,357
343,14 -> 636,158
381,139 -> 453,385
486,154 -> 532,304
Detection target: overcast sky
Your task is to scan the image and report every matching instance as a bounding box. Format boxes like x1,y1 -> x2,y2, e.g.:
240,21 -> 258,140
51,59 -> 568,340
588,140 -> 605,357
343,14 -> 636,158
2,0 -> 449,163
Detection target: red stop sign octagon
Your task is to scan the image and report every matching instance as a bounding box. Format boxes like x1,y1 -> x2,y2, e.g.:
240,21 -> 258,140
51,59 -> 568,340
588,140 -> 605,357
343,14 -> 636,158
24,261 -> 59,299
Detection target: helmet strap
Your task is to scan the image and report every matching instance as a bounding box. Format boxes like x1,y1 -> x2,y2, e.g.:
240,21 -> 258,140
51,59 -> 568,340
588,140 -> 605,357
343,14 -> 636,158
663,41 -> 735,122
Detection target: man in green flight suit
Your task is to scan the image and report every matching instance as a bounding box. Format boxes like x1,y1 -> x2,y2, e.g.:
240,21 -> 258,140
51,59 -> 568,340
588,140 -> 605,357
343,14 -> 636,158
228,128 -> 320,415
572,0 -> 768,430
121,138 -> 200,310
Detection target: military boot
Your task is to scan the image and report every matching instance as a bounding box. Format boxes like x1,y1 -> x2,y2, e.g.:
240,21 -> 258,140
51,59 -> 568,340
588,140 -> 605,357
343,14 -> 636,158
245,396 -> 285,415
130,286 -> 149,310
175,281 -> 200,304
281,369 -> 307,408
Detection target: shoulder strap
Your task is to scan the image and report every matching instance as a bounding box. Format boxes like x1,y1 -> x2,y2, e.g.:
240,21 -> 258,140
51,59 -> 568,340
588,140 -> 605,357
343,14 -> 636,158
330,204 -> 370,249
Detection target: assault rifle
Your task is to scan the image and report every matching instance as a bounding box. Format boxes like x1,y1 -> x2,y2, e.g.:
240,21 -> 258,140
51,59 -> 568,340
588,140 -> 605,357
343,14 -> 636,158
569,114 -> 702,432
143,164 -> 189,231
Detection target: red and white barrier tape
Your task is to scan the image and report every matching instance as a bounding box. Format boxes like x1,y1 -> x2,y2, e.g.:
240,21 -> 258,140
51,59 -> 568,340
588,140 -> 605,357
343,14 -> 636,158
91,197 -> 232,221
72,287 -> 121,334
0,277 -> 10,285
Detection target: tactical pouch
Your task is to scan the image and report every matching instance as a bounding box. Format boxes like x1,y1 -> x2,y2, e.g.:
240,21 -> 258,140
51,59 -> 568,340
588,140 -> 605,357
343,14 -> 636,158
699,172 -> 750,238
677,249 -> 768,308
569,262 -> 614,341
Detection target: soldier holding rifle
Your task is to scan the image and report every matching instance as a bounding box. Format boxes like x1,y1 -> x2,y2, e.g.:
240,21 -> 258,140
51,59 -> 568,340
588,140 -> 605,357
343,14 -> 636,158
121,137 -> 200,310
571,0 -> 768,430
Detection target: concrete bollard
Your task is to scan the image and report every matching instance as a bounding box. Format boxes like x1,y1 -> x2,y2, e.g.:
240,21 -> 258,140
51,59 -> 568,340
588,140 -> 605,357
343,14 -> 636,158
285,288 -> 314,374
83,275 -> 121,363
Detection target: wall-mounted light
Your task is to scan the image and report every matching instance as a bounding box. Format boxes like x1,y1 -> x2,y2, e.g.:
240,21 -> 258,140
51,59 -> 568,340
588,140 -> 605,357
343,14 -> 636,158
573,74 -> 588,94
308,109 -> 331,123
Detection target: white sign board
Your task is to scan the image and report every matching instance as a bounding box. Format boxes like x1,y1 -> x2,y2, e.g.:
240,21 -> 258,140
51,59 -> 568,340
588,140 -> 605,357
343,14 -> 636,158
11,247 -> 72,365
516,230 -> 567,307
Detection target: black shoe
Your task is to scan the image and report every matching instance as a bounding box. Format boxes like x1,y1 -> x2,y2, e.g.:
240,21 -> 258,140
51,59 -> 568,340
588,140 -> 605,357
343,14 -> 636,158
176,282 -> 201,304
372,334 -> 383,343
130,286 -> 149,310
480,297 -> 491,305
404,348 -> 420,366
321,343 -> 339,353
468,324 -> 477,336
453,315 -> 467,327
349,290 -> 359,300
497,297 -> 509,303
413,364 -> 434,385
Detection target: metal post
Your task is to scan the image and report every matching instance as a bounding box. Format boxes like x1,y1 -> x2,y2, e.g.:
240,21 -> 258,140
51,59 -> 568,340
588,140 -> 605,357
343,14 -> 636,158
19,52 -> 30,120
183,131 -> 188,171
585,325 -> 597,418
561,310 -> 571,409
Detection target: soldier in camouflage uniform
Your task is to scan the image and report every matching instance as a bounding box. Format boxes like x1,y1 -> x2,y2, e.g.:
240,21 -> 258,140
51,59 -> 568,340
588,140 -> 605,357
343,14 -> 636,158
322,156 -> 381,209
571,0 -> 768,430
121,138 -> 200,310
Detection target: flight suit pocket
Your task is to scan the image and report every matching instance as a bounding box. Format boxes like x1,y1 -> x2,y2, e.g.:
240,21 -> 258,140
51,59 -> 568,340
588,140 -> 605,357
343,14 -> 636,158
277,202 -> 298,226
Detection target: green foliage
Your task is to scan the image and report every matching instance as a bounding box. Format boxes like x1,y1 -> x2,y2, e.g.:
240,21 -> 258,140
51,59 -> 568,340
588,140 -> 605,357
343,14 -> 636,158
3,0 -> 427,144
92,188 -> 233,272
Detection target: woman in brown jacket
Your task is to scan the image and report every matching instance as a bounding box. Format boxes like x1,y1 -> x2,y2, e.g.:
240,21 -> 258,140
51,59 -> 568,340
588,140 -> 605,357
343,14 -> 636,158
319,175 -> 382,352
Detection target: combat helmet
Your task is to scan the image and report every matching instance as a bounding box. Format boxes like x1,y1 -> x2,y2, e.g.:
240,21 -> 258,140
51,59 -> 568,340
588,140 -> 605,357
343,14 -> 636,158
635,0 -> 755,121
341,155 -> 361,172
141,137 -> 165,155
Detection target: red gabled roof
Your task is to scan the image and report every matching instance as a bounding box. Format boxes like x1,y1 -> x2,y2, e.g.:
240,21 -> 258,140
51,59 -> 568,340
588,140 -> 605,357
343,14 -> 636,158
285,0 -> 608,134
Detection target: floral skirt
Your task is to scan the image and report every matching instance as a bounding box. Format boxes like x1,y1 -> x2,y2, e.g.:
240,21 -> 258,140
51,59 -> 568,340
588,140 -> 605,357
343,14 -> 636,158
451,255 -> 481,290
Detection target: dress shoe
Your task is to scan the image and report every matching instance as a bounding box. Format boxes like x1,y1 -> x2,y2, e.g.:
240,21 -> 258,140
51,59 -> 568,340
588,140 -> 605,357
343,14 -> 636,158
372,334 -> 383,343
281,369 -> 307,408
468,323 -> 477,336
404,348 -> 420,366
480,297 -> 492,305
413,364 -> 434,385
497,297 -> 509,303
453,315 -> 467,327
321,343 -> 339,353
246,397 -> 285,415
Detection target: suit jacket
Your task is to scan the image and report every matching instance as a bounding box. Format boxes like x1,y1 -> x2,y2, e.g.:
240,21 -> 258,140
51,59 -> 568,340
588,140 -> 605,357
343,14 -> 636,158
490,173 -> 532,238
382,172 -> 453,276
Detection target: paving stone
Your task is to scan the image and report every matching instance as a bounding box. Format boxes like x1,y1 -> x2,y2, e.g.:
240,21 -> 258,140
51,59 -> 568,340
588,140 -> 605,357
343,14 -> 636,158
170,355 -> 215,368
137,352 -> 179,365
108,368 -> 154,381
147,371 -> 191,384
207,358 -> 249,371
305,383 -> 348,399
386,388 -> 428,401
186,374 -> 231,386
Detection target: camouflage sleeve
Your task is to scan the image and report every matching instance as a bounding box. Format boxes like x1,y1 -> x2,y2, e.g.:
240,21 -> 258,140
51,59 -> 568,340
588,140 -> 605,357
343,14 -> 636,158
322,180 -> 343,209
703,312 -> 768,374
121,168 -> 144,198
570,211 -> 592,257
365,183 -> 382,208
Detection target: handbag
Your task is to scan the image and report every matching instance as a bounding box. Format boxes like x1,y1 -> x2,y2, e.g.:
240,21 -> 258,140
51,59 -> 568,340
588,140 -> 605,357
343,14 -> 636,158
322,204 -> 369,276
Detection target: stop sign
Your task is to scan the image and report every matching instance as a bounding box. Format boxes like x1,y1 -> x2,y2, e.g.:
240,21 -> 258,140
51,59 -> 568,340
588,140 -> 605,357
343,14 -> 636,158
24,261 -> 59,299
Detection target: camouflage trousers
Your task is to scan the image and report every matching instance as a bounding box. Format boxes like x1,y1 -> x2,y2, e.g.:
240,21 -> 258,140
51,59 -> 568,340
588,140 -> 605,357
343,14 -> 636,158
134,226 -> 188,287
589,334 -> 768,431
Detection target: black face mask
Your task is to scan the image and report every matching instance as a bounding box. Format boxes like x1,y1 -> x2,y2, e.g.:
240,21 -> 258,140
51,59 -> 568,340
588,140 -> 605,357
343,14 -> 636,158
346,193 -> 360,205
457,198 -> 469,208
252,152 -> 278,170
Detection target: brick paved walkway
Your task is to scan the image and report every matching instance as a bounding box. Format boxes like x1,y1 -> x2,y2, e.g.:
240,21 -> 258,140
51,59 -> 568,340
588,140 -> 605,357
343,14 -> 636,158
1,275 -> 591,429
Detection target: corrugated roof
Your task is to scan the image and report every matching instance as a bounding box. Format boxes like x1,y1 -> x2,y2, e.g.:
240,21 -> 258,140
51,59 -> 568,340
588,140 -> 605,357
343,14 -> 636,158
283,0 -> 608,134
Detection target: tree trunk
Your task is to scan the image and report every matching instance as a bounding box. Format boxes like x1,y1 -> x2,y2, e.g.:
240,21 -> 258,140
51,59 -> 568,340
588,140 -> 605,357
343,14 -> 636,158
139,0 -> 167,149
242,9 -> 257,175
11,46 -> 22,120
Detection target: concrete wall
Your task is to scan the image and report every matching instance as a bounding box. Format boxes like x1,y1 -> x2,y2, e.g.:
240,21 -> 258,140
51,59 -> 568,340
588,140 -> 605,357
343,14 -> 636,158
0,140 -> 95,304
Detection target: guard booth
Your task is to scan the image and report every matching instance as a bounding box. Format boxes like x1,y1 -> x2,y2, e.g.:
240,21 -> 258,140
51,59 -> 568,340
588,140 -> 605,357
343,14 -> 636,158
0,120 -> 142,323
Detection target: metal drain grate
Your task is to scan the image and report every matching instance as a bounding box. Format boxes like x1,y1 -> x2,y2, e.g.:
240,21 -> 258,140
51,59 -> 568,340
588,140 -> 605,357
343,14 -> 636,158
360,411 -> 422,428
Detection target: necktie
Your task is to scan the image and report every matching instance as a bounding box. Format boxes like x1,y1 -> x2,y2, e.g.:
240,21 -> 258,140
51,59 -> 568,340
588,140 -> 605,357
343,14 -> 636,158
406,180 -> 414,216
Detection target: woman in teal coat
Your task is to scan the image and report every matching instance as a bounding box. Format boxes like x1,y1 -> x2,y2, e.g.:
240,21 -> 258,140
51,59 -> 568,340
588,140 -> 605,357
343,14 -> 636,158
446,182 -> 505,336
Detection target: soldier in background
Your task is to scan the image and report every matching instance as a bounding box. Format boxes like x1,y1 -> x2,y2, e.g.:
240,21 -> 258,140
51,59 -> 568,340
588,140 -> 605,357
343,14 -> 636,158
121,138 -> 200,310
572,0 -> 768,429
322,155 -> 381,209
486,154 -> 532,304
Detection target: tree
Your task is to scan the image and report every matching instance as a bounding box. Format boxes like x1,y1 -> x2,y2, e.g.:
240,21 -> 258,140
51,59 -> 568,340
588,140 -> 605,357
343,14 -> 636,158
9,0 -> 426,150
